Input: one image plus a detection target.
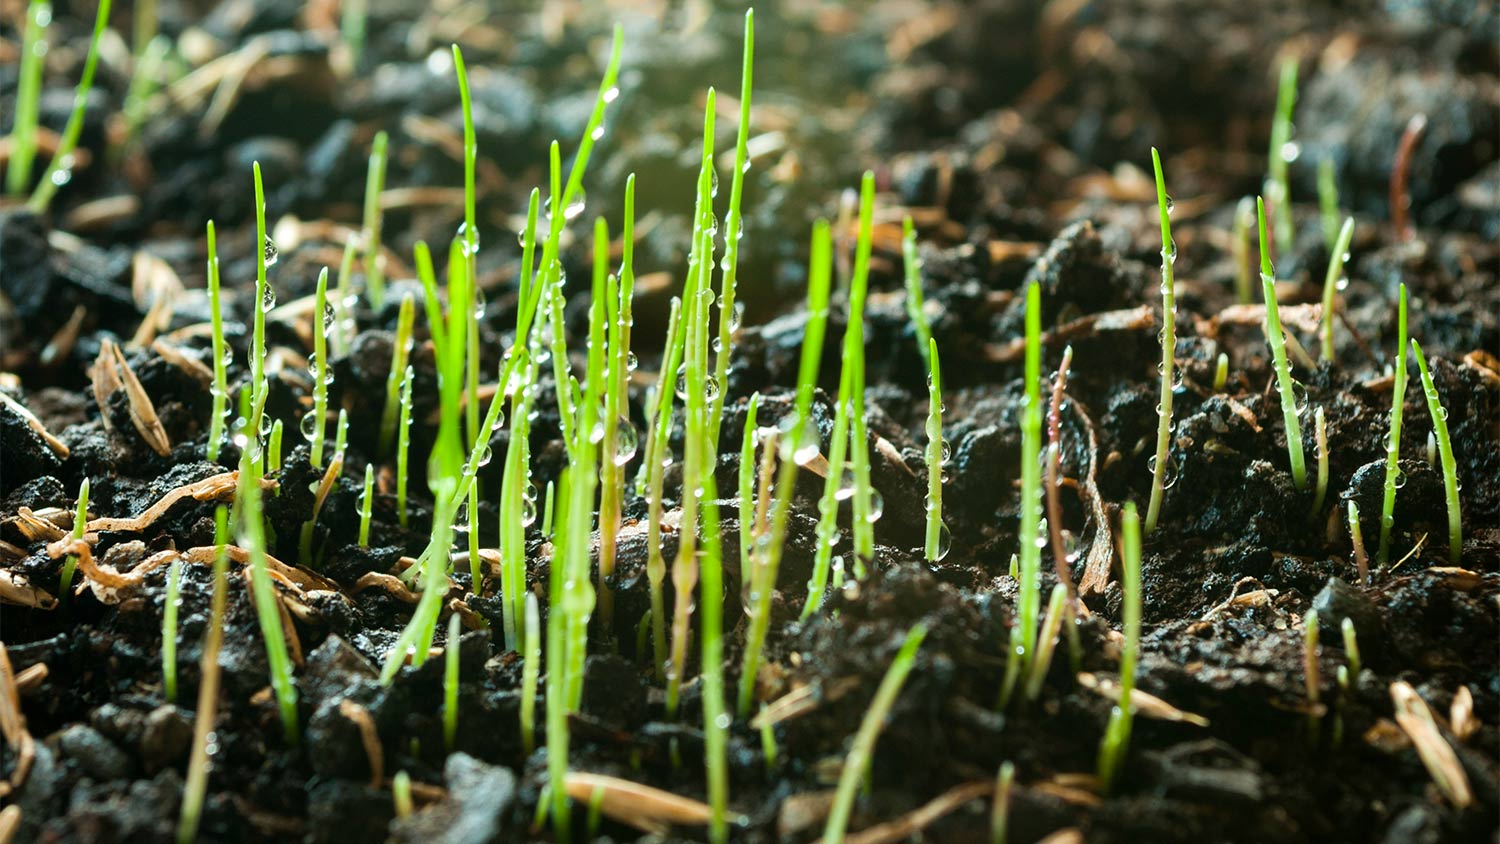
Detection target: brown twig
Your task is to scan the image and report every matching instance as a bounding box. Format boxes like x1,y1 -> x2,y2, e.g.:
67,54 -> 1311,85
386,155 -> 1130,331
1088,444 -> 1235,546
1045,346 -> 1076,598
1390,114 -> 1428,242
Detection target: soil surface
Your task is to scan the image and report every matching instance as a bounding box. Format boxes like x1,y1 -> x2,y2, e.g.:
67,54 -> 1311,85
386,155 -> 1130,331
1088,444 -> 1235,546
2,2 -> 1498,843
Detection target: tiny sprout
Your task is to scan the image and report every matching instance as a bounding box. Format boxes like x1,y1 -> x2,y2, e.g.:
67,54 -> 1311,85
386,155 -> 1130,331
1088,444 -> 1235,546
358,463 -> 374,547
1213,352 -> 1230,391
1377,285 -> 1409,564
1347,501 -> 1369,584
1304,608 -> 1321,743
1411,339 -> 1462,565
1258,197 -> 1308,490
1341,617 -> 1362,679
1144,147 -> 1178,533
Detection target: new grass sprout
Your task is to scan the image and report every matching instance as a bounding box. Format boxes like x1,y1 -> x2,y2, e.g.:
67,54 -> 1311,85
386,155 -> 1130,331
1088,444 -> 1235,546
1097,501 -> 1141,792
1304,609 -> 1321,741
1377,285 -> 1409,563
1347,500 -> 1369,583
6,0 -> 50,197
903,216 -> 934,364
1144,147 -> 1177,534
58,478 -> 89,600
205,221 -> 229,460
1320,217 -> 1355,361
358,463 -> 374,547
28,0 -> 111,212
999,281 -> 1044,710
1410,339 -> 1461,564
1318,158 -> 1341,252
822,623 -> 928,844
308,267 -> 331,468
161,558 -> 182,703
1257,197 -> 1308,490
1266,56 -> 1298,254
362,131 -> 390,309
739,220 -> 832,716
1341,617 -> 1362,678
924,338 -> 948,562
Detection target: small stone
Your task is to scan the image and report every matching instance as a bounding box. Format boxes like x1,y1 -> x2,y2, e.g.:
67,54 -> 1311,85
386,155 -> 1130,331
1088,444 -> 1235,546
58,724 -> 132,781
141,705 -> 193,773
1312,577 -> 1384,650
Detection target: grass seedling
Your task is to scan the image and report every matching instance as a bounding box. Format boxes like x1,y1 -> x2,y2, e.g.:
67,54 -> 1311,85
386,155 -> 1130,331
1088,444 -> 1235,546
444,613 -> 461,749
1311,407 -> 1329,516
267,420 -> 284,473
1231,197 -> 1254,305
1341,617 -> 1362,677
903,216 -> 934,365
334,408 -> 349,458
299,451 -> 343,562
58,478 -> 89,601
161,558 -> 182,703
236,448 -> 298,743
1266,56 -> 1298,254
697,449 -> 730,844
1304,609 -> 1321,742
28,0 -> 111,212
1046,345 -> 1075,589
541,480 -> 555,539
362,131 -> 390,310
846,174 -> 879,573
1347,501 -> 1369,583
598,183 -> 638,627
1258,197 -> 1308,490
391,770 -> 412,820
7,0 -> 50,197
991,761 -> 1015,844
1144,148 -> 1178,534
806,174 -> 875,613
1097,501 -> 1141,793
379,294 -> 416,454
708,10 -> 755,449
249,162 -> 274,444
497,354 -> 537,648
760,710 -> 779,770
340,0 -> 367,70
643,296 -> 685,679
999,282 -> 1045,710
177,507 -> 230,844
738,221 -> 832,715
454,49 -> 483,448
1377,285 -> 1409,564
1024,583 -> 1069,702
1213,352 -> 1229,391
396,366 -> 414,527
381,360 -> 507,683
1411,339 -> 1461,564
308,268 -> 331,468
924,339 -> 947,562
822,622 -> 928,844
358,463 -> 374,547
520,592 -> 540,754
205,222 -> 230,461
1319,159 -> 1341,253
1320,218 -> 1355,361
739,393 -> 762,569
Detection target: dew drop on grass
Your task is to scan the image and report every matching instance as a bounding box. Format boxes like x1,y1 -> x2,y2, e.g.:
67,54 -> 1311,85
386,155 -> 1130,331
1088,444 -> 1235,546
941,438 -> 953,466
589,421 -> 605,445
1164,194 -> 1175,215
614,419 -> 638,466
322,302 -> 336,330
866,489 -> 884,523
457,222 -> 480,256
261,283 -> 277,312
626,351 -> 639,372
300,413 -> 317,441
1281,141 -> 1301,163
704,376 -> 720,403
934,522 -> 952,562
1393,469 -> 1407,489
603,86 -> 620,104
674,364 -> 689,401
590,124 -> 605,141
834,469 -> 857,502
521,496 -> 538,527
477,445 -> 493,467
263,238 -> 279,267
258,413 -> 273,437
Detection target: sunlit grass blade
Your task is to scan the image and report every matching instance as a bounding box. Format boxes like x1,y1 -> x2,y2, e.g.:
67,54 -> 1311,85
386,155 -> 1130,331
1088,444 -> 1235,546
29,0 -> 111,212
1319,217 -> 1355,361
1377,285 -> 1408,564
1257,197 -> 1308,490
7,0 -> 51,197
1144,148 -> 1177,534
362,131 -> 390,310
1410,339 -> 1460,565
708,9 -> 755,449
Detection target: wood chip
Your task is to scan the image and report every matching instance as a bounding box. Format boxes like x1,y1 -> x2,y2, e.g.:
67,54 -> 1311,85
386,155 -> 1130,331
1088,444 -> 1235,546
0,571 -> 57,611
1389,681 -> 1472,808
1450,686 -> 1478,742
338,700 -> 383,787
0,391 -> 70,459
564,772 -> 745,835
833,780 -> 991,844
1076,672 -> 1210,726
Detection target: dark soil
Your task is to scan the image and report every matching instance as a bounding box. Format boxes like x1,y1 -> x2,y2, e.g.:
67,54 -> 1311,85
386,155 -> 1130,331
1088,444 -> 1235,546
2,2 -> 1498,843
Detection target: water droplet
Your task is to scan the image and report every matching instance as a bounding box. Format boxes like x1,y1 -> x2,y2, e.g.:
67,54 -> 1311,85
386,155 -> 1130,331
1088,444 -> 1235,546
1336,276 -> 1350,291
614,418 -> 638,466
1164,194 -> 1175,215
626,351 -> 639,372
490,408 -> 507,432
590,124 -> 605,141
675,364 -> 689,401
730,302 -> 745,333
457,222 -> 481,256
1437,407 -> 1449,421
589,421 -> 605,445
704,376 -> 720,403
834,469 -> 857,502
261,283 -> 277,312
300,413 -> 317,441
322,302 -> 336,330
866,489 -> 884,523
477,445 -> 493,467
565,191 -> 586,221
603,86 -> 620,104
940,438 -> 953,466
222,347 -> 234,369
710,169 -> 720,198
1281,141 -> 1301,163
1393,469 -> 1407,489
263,238 -> 279,267
934,522 -> 952,562
258,413 -> 273,436
426,49 -> 453,74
